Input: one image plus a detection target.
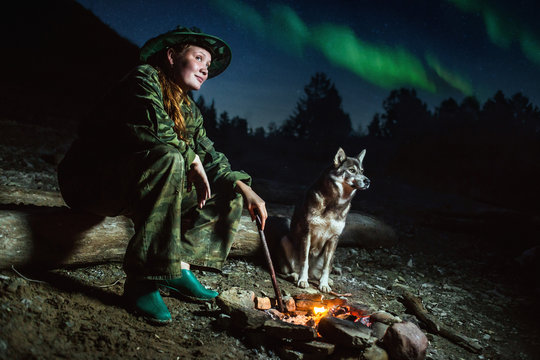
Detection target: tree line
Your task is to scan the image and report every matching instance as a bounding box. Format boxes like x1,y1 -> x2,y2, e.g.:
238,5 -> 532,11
196,72 -> 540,212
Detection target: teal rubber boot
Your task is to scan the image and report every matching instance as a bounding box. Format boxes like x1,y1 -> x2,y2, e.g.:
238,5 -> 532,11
124,279 -> 172,324
157,269 -> 218,301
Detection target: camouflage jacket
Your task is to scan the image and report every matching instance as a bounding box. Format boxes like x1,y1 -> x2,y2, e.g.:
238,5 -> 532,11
77,64 -> 251,191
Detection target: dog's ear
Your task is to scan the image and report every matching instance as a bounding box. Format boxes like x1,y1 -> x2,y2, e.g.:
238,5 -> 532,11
357,149 -> 366,164
334,148 -> 347,167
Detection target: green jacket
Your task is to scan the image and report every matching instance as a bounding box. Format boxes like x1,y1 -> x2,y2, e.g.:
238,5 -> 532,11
78,64 -> 251,191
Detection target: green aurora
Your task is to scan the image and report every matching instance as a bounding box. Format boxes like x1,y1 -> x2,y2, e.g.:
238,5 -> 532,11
446,0 -> 540,66
212,0 -> 479,95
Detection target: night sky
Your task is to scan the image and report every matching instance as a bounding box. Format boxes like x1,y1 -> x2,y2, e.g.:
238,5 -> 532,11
76,0 -> 540,131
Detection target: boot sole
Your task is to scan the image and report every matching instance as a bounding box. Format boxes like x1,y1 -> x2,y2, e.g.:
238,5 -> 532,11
159,284 -> 217,302
130,306 -> 172,325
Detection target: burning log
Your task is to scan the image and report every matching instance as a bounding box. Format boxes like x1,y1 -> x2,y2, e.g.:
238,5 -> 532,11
399,290 -> 483,354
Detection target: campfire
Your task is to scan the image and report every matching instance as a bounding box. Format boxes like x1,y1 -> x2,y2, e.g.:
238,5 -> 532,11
215,287 -> 430,359
260,293 -> 373,331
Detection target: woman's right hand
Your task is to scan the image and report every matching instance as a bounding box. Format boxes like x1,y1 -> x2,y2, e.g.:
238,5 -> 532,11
187,155 -> 211,208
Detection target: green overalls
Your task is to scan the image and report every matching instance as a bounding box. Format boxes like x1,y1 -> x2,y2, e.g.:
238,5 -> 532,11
58,64 -> 251,280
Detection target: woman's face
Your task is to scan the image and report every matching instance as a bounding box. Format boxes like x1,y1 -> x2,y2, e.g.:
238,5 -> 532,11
168,45 -> 212,92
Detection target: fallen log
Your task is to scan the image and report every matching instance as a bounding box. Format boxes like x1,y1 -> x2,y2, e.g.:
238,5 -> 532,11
399,290 -> 483,354
0,205 -> 261,269
340,212 -> 397,249
0,185 -> 397,269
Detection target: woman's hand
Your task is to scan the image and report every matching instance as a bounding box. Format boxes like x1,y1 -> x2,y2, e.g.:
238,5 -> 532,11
187,155 -> 211,208
235,180 -> 267,230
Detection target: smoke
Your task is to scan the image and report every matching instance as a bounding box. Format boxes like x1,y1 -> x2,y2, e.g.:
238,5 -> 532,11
446,0 -> 540,66
211,0 -> 480,94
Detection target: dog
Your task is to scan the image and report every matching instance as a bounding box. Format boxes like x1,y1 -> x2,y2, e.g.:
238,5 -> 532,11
277,148 -> 370,293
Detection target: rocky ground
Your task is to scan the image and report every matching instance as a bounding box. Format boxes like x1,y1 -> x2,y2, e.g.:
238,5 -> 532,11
1,119 -> 539,359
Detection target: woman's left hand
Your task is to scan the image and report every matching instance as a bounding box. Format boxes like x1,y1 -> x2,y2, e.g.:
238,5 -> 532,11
235,180 -> 267,230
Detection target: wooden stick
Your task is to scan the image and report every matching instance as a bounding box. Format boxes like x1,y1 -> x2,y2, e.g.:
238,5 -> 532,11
329,290 -> 352,297
399,290 -> 483,354
255,214 -> 284,313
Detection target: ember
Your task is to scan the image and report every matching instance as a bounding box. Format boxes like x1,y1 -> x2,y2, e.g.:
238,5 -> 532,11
264,294 -> 373,331
313,306 -> 327,315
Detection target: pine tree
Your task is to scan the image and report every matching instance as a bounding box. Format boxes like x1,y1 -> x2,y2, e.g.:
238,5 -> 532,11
281,73 -> 352,147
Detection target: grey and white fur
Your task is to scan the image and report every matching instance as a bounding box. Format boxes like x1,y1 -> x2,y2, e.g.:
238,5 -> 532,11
277,148 -> 370,292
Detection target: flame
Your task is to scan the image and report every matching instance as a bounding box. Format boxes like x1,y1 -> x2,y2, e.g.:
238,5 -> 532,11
313,306 -> 327,315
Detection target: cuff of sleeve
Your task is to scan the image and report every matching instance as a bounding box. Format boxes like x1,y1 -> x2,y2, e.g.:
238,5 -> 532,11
225,170 -> 252,191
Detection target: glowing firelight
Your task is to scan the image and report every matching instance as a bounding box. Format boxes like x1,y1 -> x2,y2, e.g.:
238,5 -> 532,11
313,306 -> 327,315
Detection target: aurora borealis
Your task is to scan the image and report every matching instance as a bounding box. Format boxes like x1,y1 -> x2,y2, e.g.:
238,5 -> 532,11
76,0 -> 540,130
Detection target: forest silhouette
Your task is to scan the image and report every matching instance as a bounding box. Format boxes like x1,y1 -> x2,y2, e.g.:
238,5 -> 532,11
196,72 -> 540,214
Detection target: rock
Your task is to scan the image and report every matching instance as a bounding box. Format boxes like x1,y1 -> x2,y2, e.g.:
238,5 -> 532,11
283,296 -> 296,312
295,340 -> 335,355
370,311 -> 401,325
263,319 -> 318,341
371,322 -> 389,340
216,287 -> 255,313
381,321 -> 429,360
255,296 -> 272,310
230,307 -> 268,330
216,287 -> 268,330
277,347 -> 305,360
265,308 -> 285,320
317,316 -> 374,349
363,344 -> 389,360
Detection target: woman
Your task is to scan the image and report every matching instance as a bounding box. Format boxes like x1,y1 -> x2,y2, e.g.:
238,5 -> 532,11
58,26 -> 267,324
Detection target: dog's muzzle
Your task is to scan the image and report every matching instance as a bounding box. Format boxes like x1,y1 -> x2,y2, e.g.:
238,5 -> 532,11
354,177 -> 370,190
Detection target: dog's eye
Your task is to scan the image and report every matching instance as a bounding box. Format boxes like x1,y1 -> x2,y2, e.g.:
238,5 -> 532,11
348,168 -> 356,174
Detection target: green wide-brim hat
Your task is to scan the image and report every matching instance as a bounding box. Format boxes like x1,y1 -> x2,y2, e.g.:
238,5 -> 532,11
140,26 -> 232,78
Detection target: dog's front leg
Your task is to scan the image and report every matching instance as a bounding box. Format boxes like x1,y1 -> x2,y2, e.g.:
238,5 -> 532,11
297,233 -> 311,288
319,236 -> 339,293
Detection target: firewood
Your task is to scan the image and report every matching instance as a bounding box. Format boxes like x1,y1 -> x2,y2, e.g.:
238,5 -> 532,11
399,290 -> 483,354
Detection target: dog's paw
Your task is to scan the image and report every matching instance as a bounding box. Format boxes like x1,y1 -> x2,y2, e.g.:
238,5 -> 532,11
318,283 -> 332,293
297,279 -> 310,288
290,273 -> 299,282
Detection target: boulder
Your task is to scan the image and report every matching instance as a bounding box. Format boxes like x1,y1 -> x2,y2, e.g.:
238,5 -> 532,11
381,321 -> 428,360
